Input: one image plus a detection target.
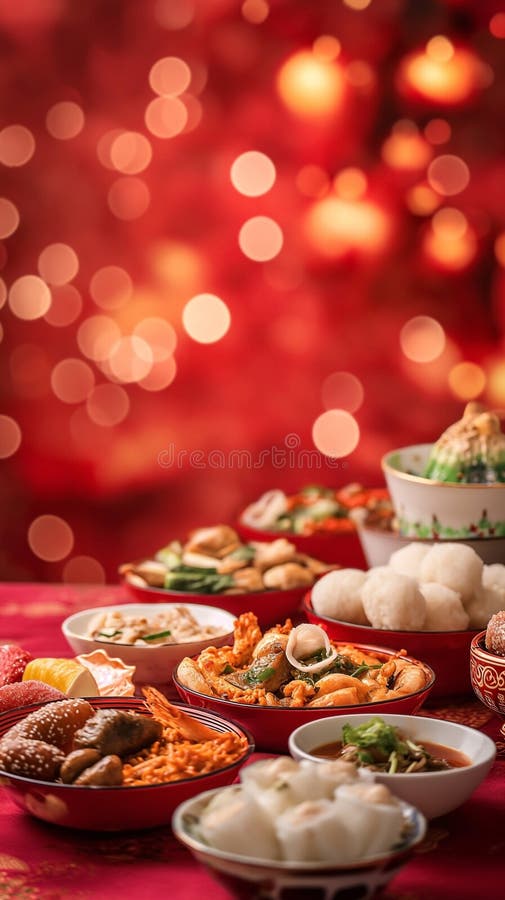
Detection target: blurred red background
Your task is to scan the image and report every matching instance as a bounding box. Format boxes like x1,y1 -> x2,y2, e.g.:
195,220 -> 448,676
1,0 -> 504,583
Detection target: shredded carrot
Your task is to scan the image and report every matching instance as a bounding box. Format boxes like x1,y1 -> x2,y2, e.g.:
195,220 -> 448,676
122,726 -> 248,786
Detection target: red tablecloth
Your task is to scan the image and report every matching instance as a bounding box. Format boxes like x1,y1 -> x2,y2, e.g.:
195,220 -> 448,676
1,583 -> 504,899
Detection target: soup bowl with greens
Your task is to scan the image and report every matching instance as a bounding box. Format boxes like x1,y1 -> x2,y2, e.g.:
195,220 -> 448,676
289,713 -> 495,819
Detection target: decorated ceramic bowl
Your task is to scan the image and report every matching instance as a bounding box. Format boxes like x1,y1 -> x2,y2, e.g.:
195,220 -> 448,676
173,643 -> 435,753
289,713 -> 496,819
172,786 -> 426,900
382,444 -> 505,540
0,697 -> 254,831
470,631 -> 505,716
304,593 -> 478,699
62,603 -> 236,685
356,521 -> 505,567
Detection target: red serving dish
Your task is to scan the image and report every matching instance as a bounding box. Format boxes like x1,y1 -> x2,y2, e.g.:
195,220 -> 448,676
0,696 -> 254,831
173,644 -> 435,753
122,578 -> 307,630
236,522 -> 366,568
303,592 -> 478,700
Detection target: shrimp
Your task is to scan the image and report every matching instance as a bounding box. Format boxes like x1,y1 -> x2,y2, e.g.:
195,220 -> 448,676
142,687 -> 220,741
283,679 -> 315,707
313,673 -> 369,701
229,612 -> 263,667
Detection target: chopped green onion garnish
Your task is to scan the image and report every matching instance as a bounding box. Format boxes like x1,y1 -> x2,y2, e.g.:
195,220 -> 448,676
97,630 -> 122,638
142,629 -> 172,641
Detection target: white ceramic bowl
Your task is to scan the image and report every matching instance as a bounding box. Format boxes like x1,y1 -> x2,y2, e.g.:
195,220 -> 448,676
382,443 -> 505,540
62,602 -> 236,684
289,713 -> 496,819
172,785 -> 426,900
356,522 -> 505,567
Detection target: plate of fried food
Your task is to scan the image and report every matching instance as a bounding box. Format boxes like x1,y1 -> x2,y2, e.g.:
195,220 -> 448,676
173,614 -> 435,751
0,688 -> 253,831
120,524 -> 333,628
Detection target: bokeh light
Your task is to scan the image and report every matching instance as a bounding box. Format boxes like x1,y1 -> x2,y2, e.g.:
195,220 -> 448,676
28,515 -> 74,562
321,372 -> 364,413
313,35 -> 341,61
424,208 -> 477,270
0,415 -> 22,459
400,316 -> 446,363
242,0 -> 269,24
487,361 -> 505,405
62,555 -> 106,584
305,196 -> 390,257
296,165 -> 329,198
0,278 -> 6,309
145,96 -> 188,137
399,39 -> 483,104
0,198 -> 20,238
382,124 -> 432,170
406,184 -> 440,216
90,266 -> 133,310
149,57 -> 191,96
44,284 -> 82,327
77,315 -> 121,362
108,335 -> 153,382
312,410 -> 360,458
154,0 -> 194,30
46,101 -> 85,139
138,357 -> 177,391
0,125 -> 35,166
448,361 -> 486,400
182,293 -> 231,344
490,12 -> 505,38
277,50 -> 345,118
427,155 -> 470,196
334,167 -> 367,200
107,177 -> 150,219
133,317 -> 177,361
51,358 -> 95,404
230,151 -> 276,197
8,275 -> 51,320
110,131 -> 152,174
38,243 -> 79,285
424,118 -> 451,145
495,233 -> 505,268
86,383 -> 130,426
239,216 -> 283,261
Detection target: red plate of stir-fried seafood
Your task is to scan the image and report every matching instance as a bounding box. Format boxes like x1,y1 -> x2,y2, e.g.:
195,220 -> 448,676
120,524 -> 334,628
173,614 -> 435,752
0,690 -> 254,831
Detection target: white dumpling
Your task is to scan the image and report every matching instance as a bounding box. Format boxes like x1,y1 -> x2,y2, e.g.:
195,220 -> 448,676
419,543 -> 483,606
311,569 -> 369,625
333,782 -> 404,859
483,564 -> 505,598
275,799 -> 354,863
420,582 -> 470,632
389,543 -> 430,579
466,585 -> 505,629
198,785 -> 279,859
285,624 -> 337,673
361,569 -> 426,631
241,759 -> 356,817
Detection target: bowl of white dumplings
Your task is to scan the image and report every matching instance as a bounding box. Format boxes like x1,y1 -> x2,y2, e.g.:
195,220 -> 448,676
305,542 -> 505,698
172,757 -> 426,900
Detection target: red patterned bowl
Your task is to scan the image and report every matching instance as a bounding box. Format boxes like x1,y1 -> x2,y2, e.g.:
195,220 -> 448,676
303,593 -> 478,700
236,521 -> 366,567
173,645 -> 435,753
0,697 -> 254,831
122,579 -> 307,631
470,631 -> 505,716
